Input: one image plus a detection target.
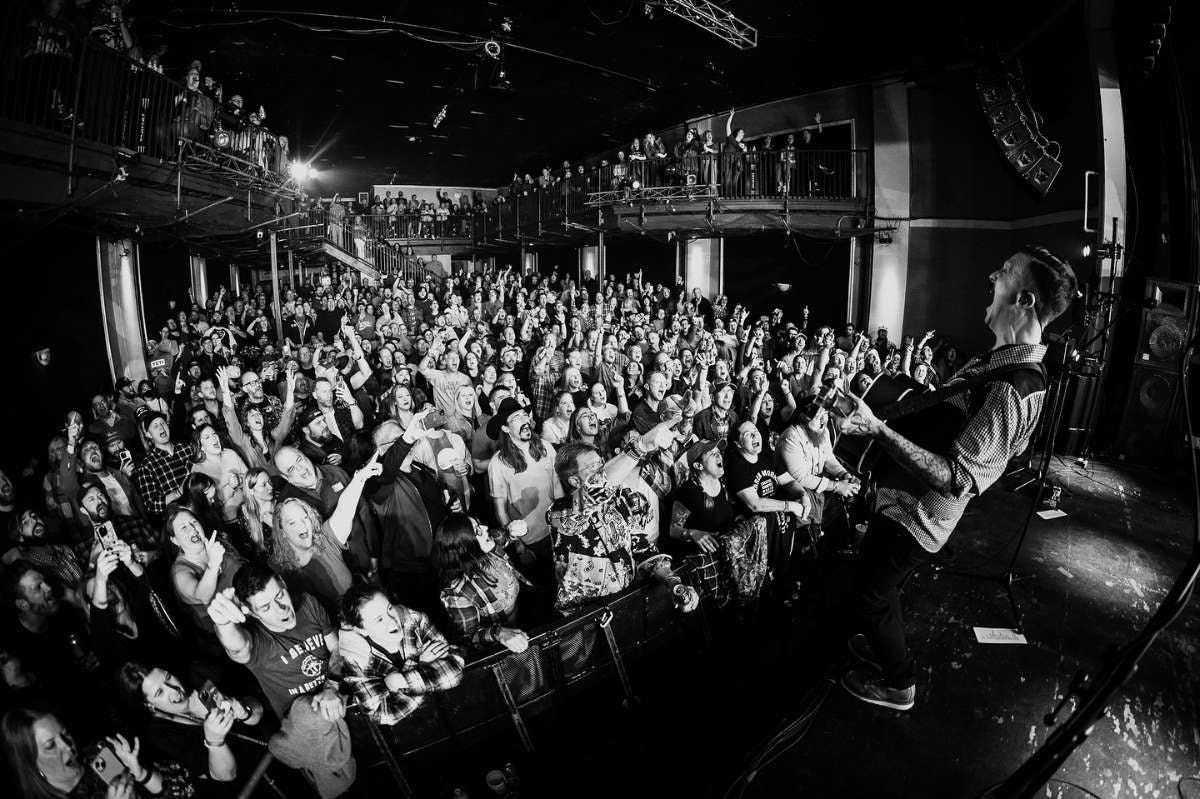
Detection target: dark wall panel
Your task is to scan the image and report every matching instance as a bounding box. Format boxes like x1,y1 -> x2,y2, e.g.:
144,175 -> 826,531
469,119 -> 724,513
723,236 -> 851,330
604,238 -> 676,288
138,243 -> 191,334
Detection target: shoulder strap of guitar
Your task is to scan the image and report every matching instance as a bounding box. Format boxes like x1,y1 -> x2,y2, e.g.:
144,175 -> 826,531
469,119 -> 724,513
880,361 -> 1047,421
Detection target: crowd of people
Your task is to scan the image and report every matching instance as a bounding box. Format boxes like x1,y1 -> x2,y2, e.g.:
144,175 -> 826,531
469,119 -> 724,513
496,109 -> 844,203
1,256 -> 991,799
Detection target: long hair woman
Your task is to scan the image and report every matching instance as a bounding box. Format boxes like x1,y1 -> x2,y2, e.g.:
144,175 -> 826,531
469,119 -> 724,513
238,467 -> 275,559
1,708 -> 176,799
432,513 -> 530,653
165,504 -> 243,642
188,424 -> 248,524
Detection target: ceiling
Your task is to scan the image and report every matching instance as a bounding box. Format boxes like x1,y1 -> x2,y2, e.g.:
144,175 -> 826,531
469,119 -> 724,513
135,0 -> 1079,194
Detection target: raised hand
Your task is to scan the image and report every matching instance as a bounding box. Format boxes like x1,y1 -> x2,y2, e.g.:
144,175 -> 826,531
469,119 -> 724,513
96,549 -> 121,580
206,587 -> 247,626
418,639 -> 451,663
356,449 -> 383,481
204,532 -> 225,565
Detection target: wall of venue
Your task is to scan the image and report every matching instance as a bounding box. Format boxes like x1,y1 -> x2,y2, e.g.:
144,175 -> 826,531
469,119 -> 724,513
0,226 -> 112,471
724,236 -> 852,329
901,20 -> 1100,354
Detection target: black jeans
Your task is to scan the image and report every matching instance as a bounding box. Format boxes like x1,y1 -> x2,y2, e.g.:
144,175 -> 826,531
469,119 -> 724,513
850,514 -> 931,688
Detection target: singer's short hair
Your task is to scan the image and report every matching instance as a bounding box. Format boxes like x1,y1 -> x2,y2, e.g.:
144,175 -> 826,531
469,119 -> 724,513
1020,245 -> 1078,326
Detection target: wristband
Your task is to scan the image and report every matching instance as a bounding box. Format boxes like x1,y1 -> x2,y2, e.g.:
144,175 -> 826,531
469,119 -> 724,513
134,766 -> 153,785
203,738 -> 226,749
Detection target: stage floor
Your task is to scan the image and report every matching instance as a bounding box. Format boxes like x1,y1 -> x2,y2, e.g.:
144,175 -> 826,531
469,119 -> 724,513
396,458 -> 1199,798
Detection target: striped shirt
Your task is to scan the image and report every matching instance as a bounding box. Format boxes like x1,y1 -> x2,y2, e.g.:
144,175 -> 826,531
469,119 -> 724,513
877,343 -> 1046,553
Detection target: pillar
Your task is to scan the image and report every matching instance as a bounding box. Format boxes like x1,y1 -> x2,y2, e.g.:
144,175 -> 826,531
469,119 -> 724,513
189,252 -> 208,305
96,237 -> 148,385
579,245 -> 598,285
287,250 -> 296,289
867,79 -> 911,343
684,237 -> 722,298
228,263 -> 241,295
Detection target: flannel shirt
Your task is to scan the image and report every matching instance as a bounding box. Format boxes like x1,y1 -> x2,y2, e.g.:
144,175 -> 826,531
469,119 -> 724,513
133,443 -> 196,518
440,550 -> 523,646
529,366 -> 558,423
877,343 -> 1047,553
339,606 -> 464,726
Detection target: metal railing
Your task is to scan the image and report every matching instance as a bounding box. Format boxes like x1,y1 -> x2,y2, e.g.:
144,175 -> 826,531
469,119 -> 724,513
351,212 -> 474,241
0,1 -> 291,174
294,208 -> 443,283
474,148 -> 867,242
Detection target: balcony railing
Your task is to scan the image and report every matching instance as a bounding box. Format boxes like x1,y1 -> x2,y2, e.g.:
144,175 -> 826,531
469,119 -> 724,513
0,1 -> 293,181
473,148 -> 867,243
351,212 -> 474,241
293,208 -> 444,282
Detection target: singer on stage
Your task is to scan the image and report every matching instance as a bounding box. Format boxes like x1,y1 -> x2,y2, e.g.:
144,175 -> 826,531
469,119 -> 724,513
835,246 -> 1078,711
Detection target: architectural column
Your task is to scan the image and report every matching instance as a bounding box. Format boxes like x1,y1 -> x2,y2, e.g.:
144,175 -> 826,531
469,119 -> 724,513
684,237 -> 722,298
867,79 -> 912,342
228,263 -> 241,295
579,245 -> 598,285
189,252 -> 208,305
96,237 -> 147,385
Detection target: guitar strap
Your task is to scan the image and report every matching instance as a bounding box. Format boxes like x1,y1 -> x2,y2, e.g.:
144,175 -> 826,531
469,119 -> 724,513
878,360 -> 1047,422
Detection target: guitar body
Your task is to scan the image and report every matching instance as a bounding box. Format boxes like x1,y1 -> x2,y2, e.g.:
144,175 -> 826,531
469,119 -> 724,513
834,373 -> 927,477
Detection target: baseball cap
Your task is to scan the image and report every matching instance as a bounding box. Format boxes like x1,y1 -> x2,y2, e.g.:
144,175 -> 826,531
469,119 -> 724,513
116,376 -> 134,391
684,438 -> 726,470
299,404 -> 325,428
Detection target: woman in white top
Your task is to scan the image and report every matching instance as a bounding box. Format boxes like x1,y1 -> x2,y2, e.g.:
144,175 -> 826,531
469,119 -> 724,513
190,424 -> 249,523
540,390 -> 575,445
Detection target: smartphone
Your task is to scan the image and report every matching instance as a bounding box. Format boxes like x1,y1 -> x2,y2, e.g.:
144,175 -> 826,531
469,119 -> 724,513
90,745 -> 127,785
94,521 -> 119,551
197,681 -> 219,712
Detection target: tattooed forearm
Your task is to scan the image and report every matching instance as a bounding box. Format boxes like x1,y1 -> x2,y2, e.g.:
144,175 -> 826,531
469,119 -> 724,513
875,425 -> 954,493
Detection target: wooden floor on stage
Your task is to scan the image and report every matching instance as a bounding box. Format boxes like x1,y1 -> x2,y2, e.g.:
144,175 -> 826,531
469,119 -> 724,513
389,459 -> 1198,798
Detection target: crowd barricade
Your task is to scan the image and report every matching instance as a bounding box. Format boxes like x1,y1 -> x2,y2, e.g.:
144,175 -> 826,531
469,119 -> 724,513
357,576 -> 703,766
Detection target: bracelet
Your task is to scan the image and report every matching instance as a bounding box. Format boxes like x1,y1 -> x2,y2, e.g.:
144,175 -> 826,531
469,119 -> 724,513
134,766 -> 153,785
203,738 -> 226,749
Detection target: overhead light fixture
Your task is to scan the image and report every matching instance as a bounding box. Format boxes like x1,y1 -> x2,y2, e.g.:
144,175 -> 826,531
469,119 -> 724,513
288,160 -> 314,182
484,40 -> 501,59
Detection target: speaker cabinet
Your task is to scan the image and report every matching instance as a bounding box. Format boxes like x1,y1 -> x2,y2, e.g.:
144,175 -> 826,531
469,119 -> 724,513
1114,278 -> 1198,464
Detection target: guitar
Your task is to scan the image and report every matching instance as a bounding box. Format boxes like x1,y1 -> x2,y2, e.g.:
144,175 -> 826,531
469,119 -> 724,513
829,363 -> 1046,498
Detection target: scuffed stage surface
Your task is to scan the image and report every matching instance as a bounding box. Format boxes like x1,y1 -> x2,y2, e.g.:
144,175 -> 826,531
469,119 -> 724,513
397,459 -> 1198,798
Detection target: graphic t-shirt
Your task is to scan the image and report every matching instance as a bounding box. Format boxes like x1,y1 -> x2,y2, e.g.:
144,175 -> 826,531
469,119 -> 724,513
724,449 -> 781,513
246,594 -> 335,717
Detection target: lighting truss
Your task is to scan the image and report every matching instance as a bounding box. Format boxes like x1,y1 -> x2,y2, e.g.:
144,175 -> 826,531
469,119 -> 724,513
176,139 -> 304,201
661,0 -> 757,50
586,185 -> 717,207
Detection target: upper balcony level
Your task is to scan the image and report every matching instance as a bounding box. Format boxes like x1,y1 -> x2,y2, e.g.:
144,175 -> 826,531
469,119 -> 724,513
0,1 -> 298,235
473,148 -> 872,247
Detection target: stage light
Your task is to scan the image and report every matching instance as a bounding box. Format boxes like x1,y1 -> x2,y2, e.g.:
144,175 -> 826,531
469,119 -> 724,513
484,40 -> 501,59
631,179 -> 642,190
213,130 -> 231,149
289,161 -> 314,182
1081,244 -> 1092,258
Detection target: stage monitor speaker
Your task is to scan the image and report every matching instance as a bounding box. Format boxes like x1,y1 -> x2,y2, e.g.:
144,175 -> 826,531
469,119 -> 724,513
1114,278 -> 1198,464
1134,277 -> 1195,368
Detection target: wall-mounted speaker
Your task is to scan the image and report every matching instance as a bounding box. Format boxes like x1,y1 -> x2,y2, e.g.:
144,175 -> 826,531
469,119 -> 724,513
975,64 -> 1062,195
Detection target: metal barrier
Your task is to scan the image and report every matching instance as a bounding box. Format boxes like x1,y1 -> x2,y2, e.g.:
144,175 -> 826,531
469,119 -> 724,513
352,212 -> 473,241
366,577 -> 701,761
0,1 -> 290,174
473,148 -> 865,243
292,208 -> 444,283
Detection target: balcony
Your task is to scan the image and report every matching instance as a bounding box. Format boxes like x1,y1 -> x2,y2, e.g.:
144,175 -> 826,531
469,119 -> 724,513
474,149 -> 871,247
0,2 -> 298,235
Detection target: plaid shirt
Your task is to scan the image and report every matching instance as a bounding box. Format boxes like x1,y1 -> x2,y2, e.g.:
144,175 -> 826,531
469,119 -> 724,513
339,606 -> 465,726
440,551 -> 523,646
877,343 -> 1047,553
133,443 -> 196,518
529,366 -> 558,423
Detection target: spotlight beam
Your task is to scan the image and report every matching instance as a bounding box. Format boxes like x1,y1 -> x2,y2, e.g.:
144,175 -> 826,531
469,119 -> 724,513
659,0 -> 757,50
